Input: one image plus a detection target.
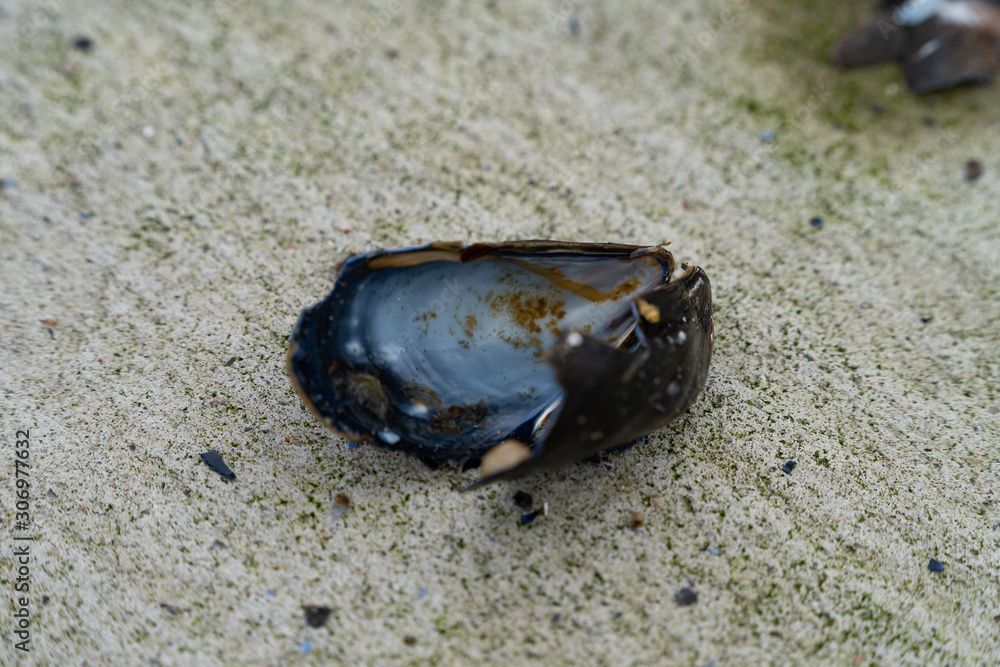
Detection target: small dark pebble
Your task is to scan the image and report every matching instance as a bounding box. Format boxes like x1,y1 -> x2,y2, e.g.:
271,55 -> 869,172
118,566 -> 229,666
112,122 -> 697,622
225,356 -> 237,366
72,36 -> 94,52
675,587 -> 698,606
461,457 -> 481,472
568,17 -> 580,36
781,460 -> 797,475
403,635 -> 417,646
47,489 -> 57,498
304,605 -> 332,628
129,444 -> 136,451
418,456 -> 441,470
809,216 -> 823,228
160,602 -> 190,615
613,611 -> 623,619
965,160 -> 982,182
921,317 -> 932,324
928,558 -> 944,572
476,494 -> 486,500
513,490 -> 533,510
551,613 -> 562,624
869,103 -> 883,114
200,450 -> 236,480
520,510 -> 541,525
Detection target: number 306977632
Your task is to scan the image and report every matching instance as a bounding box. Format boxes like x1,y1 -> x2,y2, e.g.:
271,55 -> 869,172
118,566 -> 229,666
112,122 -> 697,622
15,430 -> 30,524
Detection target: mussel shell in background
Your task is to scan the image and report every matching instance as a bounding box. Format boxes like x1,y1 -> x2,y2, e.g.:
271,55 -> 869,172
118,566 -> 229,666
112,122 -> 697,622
831,0 -> 1000,94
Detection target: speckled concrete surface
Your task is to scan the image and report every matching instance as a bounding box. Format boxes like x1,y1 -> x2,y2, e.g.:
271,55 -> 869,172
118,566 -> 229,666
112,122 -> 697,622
1,0 -> 999,664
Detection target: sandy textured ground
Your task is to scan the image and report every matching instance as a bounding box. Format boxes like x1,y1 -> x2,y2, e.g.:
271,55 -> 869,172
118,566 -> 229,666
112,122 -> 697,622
2,0 -> 999,664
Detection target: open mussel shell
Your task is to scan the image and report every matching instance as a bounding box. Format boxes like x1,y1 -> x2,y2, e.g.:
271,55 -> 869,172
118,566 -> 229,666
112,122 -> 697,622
287,241 -> 713,487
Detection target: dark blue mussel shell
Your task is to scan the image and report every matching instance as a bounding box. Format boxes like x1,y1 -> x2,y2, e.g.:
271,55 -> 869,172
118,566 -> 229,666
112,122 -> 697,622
287,240 -> 713,486
832,0 -> 1000,94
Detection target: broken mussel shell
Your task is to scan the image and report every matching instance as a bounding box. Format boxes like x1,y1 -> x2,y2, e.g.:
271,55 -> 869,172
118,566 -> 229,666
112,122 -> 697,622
287,241 -> 713,487
832,0 -> 1000,94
